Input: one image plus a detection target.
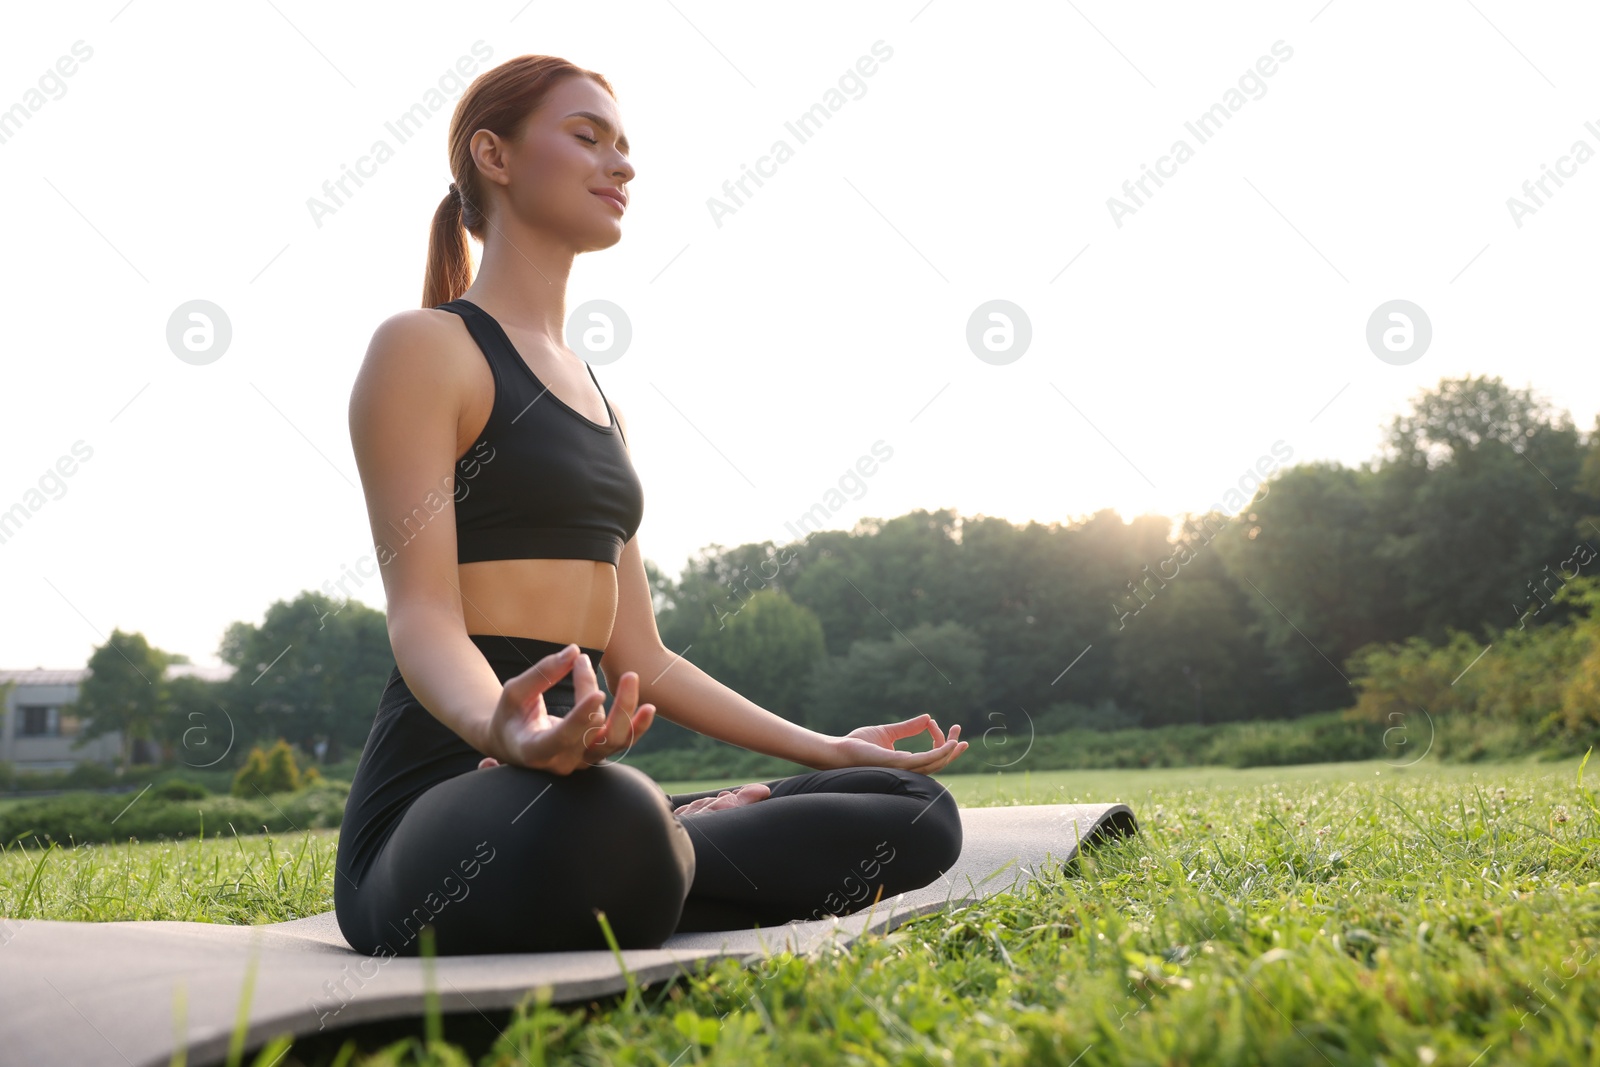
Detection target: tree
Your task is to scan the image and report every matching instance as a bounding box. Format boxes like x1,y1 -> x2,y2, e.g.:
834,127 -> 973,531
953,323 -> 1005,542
217,591 -> 391,761
1215,376 -> 1597,715
954,509 -> 1175,719
686,589 -> 826,722
1573,412 -> 1600,544
803,621 -> 986,737
1379,373 -> 1568,468
1110,564 -> 1272,726
162,672 -> 235,770
1213,464 -> 1396,713
1372,375 -> 1592,641
69,629 -> 179,770
789,511 -> 964,657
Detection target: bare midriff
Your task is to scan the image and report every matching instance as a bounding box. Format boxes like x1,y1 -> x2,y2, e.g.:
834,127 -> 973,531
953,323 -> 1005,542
445,309 -> 622,651
457,558 -> 618,649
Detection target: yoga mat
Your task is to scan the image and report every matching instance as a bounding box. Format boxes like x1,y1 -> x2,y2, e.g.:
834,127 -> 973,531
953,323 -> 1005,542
0,801 -> 1135,1067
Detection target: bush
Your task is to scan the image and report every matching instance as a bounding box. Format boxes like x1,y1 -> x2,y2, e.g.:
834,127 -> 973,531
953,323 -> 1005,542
628,738 -> 805,782
231,739 -> 304,797
150,778 -> 209,801
1344,576 -> 1600,760
626,710 -> 1395,780
1207,714 -> 1386,768
0,779 -> 352,847
1,762 -> 122,794
1031,698 -> 1141,733
62,762 -> 120,789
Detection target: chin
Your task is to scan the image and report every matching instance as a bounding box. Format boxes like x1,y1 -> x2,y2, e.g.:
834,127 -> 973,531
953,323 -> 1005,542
582,226 -> 625,252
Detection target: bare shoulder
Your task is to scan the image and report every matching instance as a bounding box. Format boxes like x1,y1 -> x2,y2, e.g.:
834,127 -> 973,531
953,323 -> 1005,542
360,307 -> 468,376
350,308 -> 476,414
346,308 -> 473,616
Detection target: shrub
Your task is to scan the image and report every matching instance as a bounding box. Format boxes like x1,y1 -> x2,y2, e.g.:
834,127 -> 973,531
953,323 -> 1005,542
231,739 -> 304,797
1209,714 -> 1385,767
0,778 -> 352,847
1344,575 -> 1600,759
150,778 -> 209,801
62,762 -> 120,789
4,763 -> 120,793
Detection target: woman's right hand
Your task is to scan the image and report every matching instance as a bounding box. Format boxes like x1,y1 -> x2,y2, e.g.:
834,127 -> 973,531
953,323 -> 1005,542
478,643 -> 656,775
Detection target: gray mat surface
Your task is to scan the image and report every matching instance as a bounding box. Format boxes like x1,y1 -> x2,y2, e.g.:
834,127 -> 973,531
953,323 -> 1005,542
0,801 -> 1136,1067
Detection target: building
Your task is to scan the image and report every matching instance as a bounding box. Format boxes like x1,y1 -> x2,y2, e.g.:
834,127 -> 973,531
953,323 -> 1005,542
0,663 -> 236,772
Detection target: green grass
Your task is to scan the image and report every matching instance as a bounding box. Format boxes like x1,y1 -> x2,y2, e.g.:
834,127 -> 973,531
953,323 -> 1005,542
3,756 -> 1598,1065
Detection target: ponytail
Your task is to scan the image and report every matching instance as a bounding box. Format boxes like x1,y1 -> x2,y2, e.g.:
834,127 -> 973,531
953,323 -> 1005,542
421,184 -> 471,308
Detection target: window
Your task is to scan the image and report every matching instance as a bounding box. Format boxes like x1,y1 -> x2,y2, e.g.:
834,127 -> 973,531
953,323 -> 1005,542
19,706 -> 59,737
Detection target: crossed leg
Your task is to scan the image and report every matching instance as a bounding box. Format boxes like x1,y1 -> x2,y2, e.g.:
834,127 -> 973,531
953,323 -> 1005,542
337,761 -> 962,955
663,766 -> 964,932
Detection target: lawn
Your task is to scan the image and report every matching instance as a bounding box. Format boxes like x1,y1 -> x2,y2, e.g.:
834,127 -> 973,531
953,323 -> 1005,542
3,756 -> 1598,1066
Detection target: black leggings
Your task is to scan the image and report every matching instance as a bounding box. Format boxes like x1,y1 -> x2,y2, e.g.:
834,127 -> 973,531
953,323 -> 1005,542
333,635 -> 964,956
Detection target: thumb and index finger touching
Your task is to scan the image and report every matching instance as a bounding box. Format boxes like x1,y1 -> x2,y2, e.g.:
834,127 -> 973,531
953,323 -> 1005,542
492,643 -> 608,757
883,712 -> 956,745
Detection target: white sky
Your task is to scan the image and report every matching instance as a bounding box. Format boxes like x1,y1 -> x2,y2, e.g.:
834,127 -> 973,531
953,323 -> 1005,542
3,1 -> 1596,670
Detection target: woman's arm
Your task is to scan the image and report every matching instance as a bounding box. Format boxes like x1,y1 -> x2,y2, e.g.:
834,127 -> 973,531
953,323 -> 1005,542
605,533 -> 840,768
349,310 -> 503,755
602,405 -> 840,769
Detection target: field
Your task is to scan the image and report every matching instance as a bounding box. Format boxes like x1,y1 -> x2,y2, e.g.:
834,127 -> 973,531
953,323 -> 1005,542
3,756 -> 1598,1066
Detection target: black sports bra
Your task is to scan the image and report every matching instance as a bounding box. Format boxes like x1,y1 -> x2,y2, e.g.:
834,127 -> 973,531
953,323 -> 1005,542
436,298 -> 644,566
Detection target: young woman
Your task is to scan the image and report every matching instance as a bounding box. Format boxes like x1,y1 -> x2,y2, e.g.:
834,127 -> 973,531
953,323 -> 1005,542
334,55 -> 968,957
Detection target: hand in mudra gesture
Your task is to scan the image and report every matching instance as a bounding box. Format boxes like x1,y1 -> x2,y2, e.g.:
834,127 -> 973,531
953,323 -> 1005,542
475,644 -> 654,776
830,714 -> 966,773
476,648 -> 771,813
671,714 -> 967,817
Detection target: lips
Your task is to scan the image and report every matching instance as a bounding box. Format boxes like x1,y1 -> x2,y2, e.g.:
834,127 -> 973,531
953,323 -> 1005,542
591,189 -> 625,211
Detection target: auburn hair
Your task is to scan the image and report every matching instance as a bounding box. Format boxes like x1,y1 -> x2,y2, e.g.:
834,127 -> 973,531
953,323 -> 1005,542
422,56 -> 616,308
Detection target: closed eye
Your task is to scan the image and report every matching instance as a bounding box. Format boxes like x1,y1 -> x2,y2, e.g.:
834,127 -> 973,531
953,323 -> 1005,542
576,134 -> 598,145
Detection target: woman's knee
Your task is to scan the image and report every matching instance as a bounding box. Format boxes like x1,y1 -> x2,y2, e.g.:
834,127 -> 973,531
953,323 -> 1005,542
498,761 -> 694,879
782,766 -> 963,870
372,762 -> 695,952
512,762 -> 696,946
895,770 -> 964,871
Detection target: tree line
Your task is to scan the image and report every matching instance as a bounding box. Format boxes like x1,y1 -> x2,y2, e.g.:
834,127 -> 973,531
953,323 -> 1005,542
56,374 -> 1600,769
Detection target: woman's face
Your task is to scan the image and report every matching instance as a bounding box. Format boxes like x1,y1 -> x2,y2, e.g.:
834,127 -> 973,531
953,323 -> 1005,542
490,75 -> 635,252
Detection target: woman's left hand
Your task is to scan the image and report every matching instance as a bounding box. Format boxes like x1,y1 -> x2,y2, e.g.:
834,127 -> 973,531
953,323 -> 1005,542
671,783 -> 772,816
824,714 -> 966,773
484,715 -> 968,774
476,755 -> 774,816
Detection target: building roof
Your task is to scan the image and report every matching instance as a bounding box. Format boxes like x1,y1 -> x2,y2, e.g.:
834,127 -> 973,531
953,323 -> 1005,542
0,663 -> 237,687
0,669 -> 87,686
